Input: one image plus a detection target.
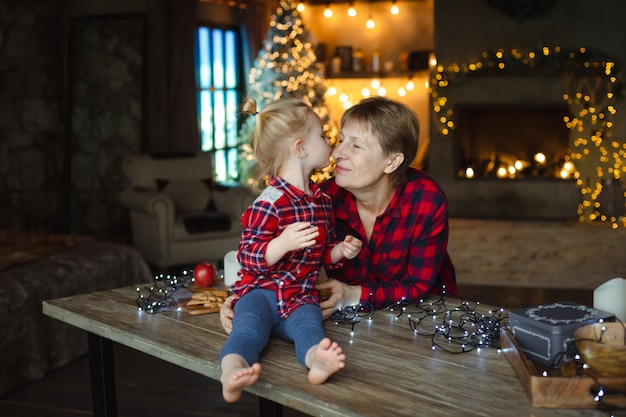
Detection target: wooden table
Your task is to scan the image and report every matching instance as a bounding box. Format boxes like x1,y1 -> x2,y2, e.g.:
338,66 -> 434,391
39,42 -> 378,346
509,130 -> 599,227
42,286 -> 608,417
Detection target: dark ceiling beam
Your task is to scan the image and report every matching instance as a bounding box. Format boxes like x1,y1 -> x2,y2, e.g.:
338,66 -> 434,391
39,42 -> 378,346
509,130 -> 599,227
305,0 -> 423,4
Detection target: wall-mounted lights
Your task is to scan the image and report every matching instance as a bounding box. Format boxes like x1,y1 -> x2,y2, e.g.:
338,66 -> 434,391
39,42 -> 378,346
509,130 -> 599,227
348,1 -> 357,16
390,0 -> 399,15
312,0 -> 400,24
324,3 -> 333,18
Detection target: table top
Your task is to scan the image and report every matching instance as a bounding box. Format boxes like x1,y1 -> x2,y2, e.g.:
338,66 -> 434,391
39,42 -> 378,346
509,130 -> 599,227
43,285 -> 608,417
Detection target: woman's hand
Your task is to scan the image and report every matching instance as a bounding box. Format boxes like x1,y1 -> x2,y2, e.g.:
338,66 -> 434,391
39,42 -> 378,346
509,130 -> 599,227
316,279 -> 362,318
219,295 -> 236,334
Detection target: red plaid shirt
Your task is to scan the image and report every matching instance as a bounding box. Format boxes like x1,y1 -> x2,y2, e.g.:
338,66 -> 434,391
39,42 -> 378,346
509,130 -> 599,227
321,168 -> 457,308
231,175 -> 339,319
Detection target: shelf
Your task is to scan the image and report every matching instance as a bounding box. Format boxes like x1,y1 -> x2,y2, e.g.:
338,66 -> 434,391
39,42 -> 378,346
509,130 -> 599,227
326,70 -> 422,79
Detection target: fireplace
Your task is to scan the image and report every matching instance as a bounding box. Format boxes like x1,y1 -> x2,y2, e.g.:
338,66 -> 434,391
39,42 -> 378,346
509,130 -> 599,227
456,104 -> 572,180
428,75 -> 580,220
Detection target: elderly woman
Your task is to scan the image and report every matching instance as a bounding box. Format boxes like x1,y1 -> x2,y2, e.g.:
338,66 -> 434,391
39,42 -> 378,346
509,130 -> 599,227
221,96 -> 456,331
314,96 -> 456,317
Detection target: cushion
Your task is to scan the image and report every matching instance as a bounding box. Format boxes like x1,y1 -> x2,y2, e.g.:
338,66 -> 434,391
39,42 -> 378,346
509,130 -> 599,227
156,179 -> 214,213
182,212 -> 232,234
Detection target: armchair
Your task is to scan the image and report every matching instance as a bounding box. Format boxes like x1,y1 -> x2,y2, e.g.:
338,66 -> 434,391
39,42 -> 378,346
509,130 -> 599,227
119,153 -> 255,269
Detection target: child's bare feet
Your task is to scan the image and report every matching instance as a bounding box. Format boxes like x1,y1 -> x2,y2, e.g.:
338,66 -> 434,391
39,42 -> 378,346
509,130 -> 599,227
306,337 -> 345,384
220,354 -> 262,403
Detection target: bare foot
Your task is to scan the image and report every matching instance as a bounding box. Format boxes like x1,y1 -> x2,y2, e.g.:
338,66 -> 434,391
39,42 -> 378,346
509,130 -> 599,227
307,337 -> 345,385
221,355 -> 262,403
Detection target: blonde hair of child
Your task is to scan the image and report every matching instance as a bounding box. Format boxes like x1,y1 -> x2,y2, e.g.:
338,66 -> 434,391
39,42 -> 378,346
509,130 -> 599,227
243,97 -> 318,181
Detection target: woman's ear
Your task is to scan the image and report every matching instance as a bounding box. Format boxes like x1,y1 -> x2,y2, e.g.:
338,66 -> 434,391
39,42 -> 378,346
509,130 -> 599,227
384,152 -> 404,174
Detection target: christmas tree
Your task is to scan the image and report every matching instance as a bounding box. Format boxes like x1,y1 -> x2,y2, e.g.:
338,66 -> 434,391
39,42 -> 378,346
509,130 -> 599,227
238,0 -> 337,186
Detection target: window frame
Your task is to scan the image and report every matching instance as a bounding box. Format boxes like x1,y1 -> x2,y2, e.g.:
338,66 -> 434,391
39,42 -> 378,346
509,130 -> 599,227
195,22 -> 246,183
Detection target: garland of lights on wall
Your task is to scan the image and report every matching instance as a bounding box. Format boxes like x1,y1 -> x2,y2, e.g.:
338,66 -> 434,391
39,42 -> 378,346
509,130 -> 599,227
430,46 -> 626,229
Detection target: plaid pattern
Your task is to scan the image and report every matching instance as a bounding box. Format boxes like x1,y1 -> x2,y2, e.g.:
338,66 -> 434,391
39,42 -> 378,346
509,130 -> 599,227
321,168 -> 457,308
231,175 -> 338,319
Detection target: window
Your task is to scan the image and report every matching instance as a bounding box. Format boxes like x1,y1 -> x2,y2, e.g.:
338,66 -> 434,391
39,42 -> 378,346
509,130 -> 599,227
195,25 -> 244,182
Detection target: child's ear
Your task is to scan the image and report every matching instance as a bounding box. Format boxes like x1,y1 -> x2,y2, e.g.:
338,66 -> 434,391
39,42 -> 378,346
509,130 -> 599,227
293,138 -> 307,157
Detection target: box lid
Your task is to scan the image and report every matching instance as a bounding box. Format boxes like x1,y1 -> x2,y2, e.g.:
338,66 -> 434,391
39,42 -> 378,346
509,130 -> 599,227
509,301 -> 614,334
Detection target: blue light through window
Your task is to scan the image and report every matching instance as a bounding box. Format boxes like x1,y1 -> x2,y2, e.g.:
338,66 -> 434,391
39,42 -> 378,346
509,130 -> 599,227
195,25 -> 243,182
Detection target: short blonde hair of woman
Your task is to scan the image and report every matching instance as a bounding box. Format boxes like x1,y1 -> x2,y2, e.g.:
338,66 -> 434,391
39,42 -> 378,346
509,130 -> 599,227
340,96 -> 420,187
243,97 -> 319,182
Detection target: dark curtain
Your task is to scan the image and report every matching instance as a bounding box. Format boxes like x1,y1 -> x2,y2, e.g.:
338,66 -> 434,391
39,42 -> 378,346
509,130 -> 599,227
147,0 -> 200,154
239,1 -> 273,90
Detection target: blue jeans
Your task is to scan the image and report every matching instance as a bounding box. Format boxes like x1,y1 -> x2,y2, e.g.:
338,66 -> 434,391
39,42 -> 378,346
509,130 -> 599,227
220,289 -> 325,368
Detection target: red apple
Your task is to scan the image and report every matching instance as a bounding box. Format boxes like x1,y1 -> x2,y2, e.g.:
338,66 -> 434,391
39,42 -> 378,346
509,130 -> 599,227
193,262 -> 217,287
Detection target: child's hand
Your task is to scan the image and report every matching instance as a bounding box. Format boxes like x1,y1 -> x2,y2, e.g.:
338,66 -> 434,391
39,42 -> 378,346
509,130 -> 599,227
276,222 -> 319,252
265,222 -> 319,266
339,235 -> 362,260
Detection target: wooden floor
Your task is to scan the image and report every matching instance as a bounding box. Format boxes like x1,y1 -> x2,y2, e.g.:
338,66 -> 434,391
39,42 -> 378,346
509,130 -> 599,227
0,284 -> 595,417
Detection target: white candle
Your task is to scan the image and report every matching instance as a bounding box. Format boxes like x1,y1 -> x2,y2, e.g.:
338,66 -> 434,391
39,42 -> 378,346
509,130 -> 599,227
224,250 -> 241,287
593,277 -> 626,322
330,56 -> 341,75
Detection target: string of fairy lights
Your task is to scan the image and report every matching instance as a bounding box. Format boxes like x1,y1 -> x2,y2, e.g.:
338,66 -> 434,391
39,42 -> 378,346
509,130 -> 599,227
430,46 -> 626,229
329,288 -> 512,354
136,270 -> 193,313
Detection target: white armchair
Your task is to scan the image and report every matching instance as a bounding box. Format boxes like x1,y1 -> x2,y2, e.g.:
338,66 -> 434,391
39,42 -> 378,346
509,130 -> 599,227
119,153 -> 255,269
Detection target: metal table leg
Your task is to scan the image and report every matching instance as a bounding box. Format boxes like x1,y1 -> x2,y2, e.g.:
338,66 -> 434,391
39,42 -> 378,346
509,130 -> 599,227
259,396 -> 284,417
88,333 -> 118,417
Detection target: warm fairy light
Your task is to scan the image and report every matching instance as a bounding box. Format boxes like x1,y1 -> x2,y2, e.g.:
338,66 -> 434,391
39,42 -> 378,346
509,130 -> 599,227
465,167 -> 475,178
348,3 -> 356,16
326,85 -> 337,96
534,152 -> 546,164
406,80 -> 414,90
324,4 -> 332,18
429,52 -> 437,67
390,0 -> 399,15
371,79 -> 381,89
562,161 -> 576,177
360,87 -> 370,97
366,15 -> 375,29
296,2 -> 305,12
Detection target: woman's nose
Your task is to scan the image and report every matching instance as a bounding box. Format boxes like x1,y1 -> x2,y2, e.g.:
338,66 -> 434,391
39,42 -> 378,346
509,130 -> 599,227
332,141 -> 344,159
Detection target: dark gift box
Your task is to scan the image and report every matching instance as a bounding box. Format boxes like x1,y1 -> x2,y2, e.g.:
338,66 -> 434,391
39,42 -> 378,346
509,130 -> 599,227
509,301 -> 614,368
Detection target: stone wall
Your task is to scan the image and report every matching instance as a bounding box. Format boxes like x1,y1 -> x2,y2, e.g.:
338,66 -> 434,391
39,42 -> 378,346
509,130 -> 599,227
0,0 -> 144,241
0,0 -> 64,232
66,14 -> 144,239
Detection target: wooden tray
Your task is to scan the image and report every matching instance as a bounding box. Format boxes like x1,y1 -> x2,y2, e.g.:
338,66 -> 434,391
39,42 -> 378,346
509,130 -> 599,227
500,327 -> 626,409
